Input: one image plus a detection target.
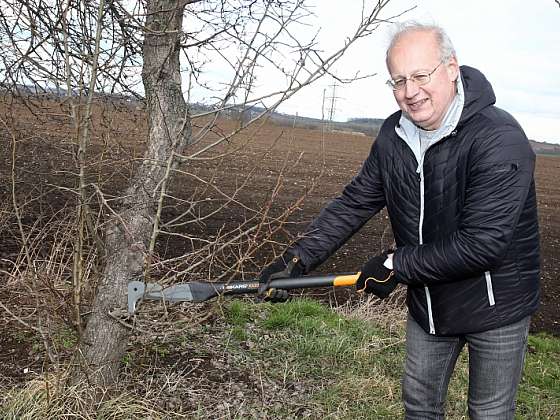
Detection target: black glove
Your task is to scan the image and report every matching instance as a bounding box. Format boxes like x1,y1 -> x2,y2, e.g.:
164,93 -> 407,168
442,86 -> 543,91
258,252 -> 304,303
356,252 -> 397,299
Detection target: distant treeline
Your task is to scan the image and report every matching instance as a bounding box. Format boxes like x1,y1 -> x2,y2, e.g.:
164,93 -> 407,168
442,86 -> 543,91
12,86 -> 560,147
1,84 -> 383,137
207,103 -> 384,138
530,140 -> 560,156
267,113 -> 383,137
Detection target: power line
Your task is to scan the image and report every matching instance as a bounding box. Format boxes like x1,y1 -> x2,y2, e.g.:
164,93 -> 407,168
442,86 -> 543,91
325,82 -> 342,131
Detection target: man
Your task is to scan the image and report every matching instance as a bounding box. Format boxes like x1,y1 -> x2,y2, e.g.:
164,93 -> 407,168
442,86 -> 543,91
259,22 -> 540,419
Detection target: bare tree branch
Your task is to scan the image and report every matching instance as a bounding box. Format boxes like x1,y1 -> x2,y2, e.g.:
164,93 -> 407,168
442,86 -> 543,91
0,0 -> 403,393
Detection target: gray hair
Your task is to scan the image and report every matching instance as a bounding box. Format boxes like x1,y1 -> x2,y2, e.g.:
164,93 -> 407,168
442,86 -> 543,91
386,21 -> 457,64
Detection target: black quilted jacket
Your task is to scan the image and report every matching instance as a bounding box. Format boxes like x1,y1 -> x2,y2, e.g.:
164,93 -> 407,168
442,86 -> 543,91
291,66 -> 540,335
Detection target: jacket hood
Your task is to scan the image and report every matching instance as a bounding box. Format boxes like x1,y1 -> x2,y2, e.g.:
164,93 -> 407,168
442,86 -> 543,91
459,65 -> 496,124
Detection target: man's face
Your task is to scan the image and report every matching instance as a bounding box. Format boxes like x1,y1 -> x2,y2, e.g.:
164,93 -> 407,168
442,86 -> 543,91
386,30 -> 459,131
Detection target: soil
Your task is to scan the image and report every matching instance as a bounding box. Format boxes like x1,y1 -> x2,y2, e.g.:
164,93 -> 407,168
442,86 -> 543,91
0,96 -> 558,392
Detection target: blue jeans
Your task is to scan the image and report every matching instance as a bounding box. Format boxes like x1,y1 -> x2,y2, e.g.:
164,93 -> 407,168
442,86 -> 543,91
402,314 -> 530,420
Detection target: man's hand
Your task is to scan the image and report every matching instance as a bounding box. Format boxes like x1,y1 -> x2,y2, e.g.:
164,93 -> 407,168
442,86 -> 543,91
356,252 -> 397,299
258,253 -> 304,303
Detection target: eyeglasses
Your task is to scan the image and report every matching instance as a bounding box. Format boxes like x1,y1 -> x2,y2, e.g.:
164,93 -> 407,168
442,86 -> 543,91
386,61 -> 443,91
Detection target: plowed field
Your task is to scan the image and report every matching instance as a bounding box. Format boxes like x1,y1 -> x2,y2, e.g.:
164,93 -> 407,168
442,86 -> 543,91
0,97 -> 558,338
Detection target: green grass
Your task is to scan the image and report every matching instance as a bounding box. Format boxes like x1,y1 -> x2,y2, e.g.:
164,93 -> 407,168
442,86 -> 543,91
516,334 -> 560,419
261,300 -> 391,378
223,299 -> 407,418
225,299 -> 256,326
2,300 -> 557,419
222,299 -> 560,419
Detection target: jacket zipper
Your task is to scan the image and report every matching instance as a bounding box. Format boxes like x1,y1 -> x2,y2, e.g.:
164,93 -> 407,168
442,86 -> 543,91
418,169 -> 425,245
397,119 -> 460,336
418,165 -> 436,334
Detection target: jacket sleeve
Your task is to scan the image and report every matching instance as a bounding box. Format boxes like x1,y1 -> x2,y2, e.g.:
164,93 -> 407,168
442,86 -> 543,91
394,126 -> 536,285
290,140 -> 387,272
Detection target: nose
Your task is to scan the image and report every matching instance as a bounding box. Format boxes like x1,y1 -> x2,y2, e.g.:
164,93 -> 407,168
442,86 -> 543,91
404,79 -> 420,98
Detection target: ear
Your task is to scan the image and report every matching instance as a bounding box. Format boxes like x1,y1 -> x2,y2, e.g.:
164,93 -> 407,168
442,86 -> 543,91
446,56 -> 460,81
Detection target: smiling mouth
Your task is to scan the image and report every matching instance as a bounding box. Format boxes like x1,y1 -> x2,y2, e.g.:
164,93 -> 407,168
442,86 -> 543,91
408,98 -> 429,111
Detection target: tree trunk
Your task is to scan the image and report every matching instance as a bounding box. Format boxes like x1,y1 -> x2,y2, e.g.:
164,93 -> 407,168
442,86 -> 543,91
75,0 -> 191,387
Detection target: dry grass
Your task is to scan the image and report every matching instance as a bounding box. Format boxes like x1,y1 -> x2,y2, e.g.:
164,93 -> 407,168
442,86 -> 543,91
0,375 -> 181,419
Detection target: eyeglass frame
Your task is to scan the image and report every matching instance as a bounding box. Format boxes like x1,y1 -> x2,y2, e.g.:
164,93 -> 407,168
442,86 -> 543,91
386,61 -> 444,91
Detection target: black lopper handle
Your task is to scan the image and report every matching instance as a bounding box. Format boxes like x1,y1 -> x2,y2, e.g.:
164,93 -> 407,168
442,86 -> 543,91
219,273 -> 359,295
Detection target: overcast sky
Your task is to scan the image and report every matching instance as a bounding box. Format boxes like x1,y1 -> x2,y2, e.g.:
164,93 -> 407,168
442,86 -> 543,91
274,0 -> 560,144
